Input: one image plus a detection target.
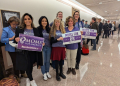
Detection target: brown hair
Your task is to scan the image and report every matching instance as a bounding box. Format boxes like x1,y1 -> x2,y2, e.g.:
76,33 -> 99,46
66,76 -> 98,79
56,11 -> 63,17
49,18 -> 66,39
20,13 -> 35,29
65,16 -> 75,26
83,41 -> 89,49
92,17 -> 96,22
8,16 -> 20,25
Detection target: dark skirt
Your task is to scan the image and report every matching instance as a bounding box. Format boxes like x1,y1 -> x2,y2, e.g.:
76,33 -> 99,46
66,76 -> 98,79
51,47 -> 65,61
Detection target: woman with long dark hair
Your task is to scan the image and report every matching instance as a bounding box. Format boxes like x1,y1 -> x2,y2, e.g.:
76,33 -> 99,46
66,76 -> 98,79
37,16 -> 51,81
14,13 -> 44,86
73,11 -> 84,69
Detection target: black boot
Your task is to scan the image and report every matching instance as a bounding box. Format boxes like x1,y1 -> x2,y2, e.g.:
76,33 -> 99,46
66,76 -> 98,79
56,74 -> 61,81
75,64 -> 79,70
72,68 -> 76,75
59,64 -> 66,79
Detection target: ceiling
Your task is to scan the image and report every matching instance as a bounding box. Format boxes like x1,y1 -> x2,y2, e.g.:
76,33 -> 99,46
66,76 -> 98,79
76,0 -> 120,21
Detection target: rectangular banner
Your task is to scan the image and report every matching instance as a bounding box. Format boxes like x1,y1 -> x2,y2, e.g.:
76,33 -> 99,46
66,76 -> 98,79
62,31 -> 81,45
18,34 -> 44,51
80,28 -> 97,39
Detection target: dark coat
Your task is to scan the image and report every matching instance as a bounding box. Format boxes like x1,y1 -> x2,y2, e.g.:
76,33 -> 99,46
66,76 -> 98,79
14,28 -> 43,71
109,23 -> 112,29
98,22 -> 103,32
103,23 -> 109,30
91,22 -> 99,33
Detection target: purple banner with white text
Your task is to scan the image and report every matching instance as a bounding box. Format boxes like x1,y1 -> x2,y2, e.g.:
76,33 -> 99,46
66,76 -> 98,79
18,34 -> 44,51
62,31 -> 81,45
80,28 -> 97,39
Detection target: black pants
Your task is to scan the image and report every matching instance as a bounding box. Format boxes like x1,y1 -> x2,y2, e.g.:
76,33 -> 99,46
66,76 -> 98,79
87,39 -> 92,46
103,30 -> 109,38
55,60 -> 63,75
0,64 -> 4,80
110,30 -> 113,35
26,52 -> 36,81
118,29 -> 120,34
96,34 -> 99,44
76,43 -> 81,65
8,52 -> 25,77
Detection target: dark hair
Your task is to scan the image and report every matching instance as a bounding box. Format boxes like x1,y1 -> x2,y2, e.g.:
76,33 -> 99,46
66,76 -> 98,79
92,17 -> 96,22
20,13 -> 35,29
65,16 -> 75,26
38,16 -> 50,33
56,11 -> 63,17
73,11 -> 81,21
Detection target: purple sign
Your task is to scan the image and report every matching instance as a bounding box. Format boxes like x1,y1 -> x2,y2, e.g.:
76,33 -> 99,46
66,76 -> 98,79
18,34 -> 44,51
80,28 -> 97,39
62,31 -> 81,45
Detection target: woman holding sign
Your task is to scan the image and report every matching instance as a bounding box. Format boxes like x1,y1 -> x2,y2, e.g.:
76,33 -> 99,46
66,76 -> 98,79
37,16 -> 51,81
14,13 -> 44,86
65,16 -> 82,75
73,11 -> 84,70
50,18 -> 66,81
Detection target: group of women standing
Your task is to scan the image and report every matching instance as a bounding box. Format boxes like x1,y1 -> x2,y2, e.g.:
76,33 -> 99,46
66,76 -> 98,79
1,11 -> 84,86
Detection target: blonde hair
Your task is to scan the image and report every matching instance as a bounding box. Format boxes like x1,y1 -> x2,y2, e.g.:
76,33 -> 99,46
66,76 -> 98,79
49,18 -> 66,39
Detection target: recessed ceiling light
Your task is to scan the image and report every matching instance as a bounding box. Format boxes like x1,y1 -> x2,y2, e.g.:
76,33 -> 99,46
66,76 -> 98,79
116,10 -> 118,11
99,2 -> 102,4
105,11 -> 107,12
117,0 -> 120,1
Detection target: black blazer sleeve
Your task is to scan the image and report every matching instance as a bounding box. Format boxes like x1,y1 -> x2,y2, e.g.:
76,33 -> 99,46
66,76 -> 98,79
50,37 -> 58,44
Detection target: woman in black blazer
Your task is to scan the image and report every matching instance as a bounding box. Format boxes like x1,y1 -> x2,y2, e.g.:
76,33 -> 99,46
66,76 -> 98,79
14,13 -> 44,86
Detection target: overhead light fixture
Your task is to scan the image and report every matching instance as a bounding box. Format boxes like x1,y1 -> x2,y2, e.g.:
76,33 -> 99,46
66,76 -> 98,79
117,0 -> 120,1
99,2 -> 102,4
116,10 -> 118,11
105,11 -> 107,12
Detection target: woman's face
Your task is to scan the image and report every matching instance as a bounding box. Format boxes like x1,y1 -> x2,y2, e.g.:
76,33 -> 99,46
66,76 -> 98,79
10,21 -> 17,29
55,20 -> 60,28
57,12 -> 63,20
41,18 -> 47,27
24,15 -> 32,26
74,12 -> 79,20
68,18 -> 73,27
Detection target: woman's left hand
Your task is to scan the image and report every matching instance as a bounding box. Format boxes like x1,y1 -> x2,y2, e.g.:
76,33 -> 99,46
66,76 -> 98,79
42,43 -> 45,46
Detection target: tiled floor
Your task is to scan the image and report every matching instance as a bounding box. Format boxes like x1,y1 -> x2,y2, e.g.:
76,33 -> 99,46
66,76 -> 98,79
20,31 -> 120,86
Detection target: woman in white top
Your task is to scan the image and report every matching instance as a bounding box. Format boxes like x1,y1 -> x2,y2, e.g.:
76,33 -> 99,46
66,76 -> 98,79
111,22 -> 114,35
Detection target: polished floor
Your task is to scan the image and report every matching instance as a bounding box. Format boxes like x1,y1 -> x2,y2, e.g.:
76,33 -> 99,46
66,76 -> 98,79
20,31 -> 120,86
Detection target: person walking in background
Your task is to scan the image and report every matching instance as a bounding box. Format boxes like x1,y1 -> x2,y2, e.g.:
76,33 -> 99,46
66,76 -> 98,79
37,16 -> 51,81
91,17 -> 98,50
50,18 -> 66,81
85,21 -> 89,28
102,21 -> 109,38
87,22 -> 93,46
1,16 -> 27,83
73,11 -> 84,70
118,24 -> 120,35
96,18 -> 103,44
14,13 -> 44,86
108,21 -> 112,36
110,22 -> 114,36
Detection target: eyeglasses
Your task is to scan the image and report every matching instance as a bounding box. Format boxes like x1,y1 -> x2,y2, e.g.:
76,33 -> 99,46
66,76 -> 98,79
74,14 -> 79,16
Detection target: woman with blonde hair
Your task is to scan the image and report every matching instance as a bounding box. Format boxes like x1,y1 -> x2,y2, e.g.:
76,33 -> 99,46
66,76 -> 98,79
50,18 -> 66,81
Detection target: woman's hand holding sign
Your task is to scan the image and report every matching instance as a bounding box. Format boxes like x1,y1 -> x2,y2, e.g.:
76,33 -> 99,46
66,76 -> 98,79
15,37 -> 20,43
57,37 -> 63,41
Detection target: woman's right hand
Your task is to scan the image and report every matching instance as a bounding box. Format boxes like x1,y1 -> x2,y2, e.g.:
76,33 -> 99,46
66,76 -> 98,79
9,36 -> 15,41
57,37 -> 63,41
15,37 -> 20,43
